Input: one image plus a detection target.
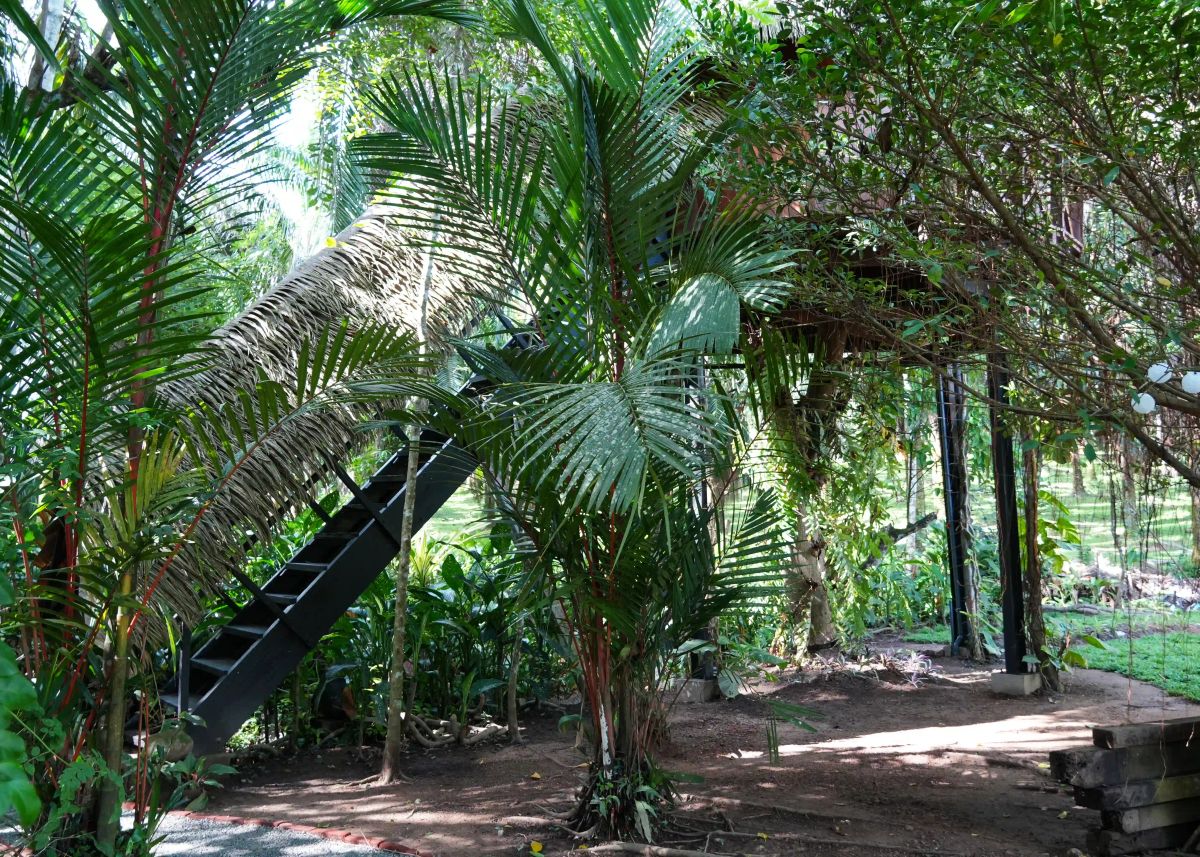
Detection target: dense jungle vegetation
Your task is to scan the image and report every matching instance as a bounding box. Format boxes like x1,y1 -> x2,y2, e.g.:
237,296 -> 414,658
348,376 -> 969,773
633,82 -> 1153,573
0,0 -> 1197,851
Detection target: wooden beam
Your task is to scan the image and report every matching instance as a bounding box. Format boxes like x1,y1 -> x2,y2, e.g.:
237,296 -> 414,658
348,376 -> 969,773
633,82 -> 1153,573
1087,821 -> 1196,856
1100,797 -> 1200,834
1094,716 -> 1200,749
1051,742 -> 1200,788
1075,772 -> 1200,810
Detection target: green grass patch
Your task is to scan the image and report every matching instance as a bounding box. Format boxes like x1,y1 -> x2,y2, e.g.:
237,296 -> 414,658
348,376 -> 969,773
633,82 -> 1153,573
901,626 -> 949,645
424,482 -> 487,542
1074,632 -> 1200,702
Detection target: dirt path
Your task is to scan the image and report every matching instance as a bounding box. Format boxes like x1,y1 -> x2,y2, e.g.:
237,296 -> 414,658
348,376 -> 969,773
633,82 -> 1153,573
207,659 -> 1200,856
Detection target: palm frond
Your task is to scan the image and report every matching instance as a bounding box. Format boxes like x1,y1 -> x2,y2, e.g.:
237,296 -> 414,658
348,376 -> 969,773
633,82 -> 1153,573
149,322 -> 453,630
497,356 -> 731,514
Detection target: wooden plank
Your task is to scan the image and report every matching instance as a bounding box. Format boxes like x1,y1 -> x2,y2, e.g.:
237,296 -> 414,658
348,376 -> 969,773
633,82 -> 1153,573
1094,716 -> 1200,749
1100,797 -> 1200,833
1053,741 -> 1200,788
1087,821 -> 1196,856
1050,746 -> 1103,783
1075,772 -> 1200,810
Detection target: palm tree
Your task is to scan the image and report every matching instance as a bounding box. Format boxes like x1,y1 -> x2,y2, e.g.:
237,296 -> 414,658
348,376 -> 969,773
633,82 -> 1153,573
350,0 -> 794,837
0,1 -> 474,850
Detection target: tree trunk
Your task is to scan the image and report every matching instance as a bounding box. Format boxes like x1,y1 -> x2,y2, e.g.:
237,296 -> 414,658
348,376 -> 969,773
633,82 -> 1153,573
1190,485 -> 1200,569
959,499 -> 985,662
26,0 -> 65,91
1022,443 -> 1058,691
1120,436 -> 1141,551
506,615 -> 524,743
1071,448 -> 1087,496
788,511 -> 836,654
96,570 -> 134,851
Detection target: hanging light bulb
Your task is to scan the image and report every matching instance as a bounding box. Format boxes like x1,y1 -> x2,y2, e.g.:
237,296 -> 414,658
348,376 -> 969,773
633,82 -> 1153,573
1146,362 -> 1172,384
1132,392 -> 1158,414
1183,371 -> 1200,395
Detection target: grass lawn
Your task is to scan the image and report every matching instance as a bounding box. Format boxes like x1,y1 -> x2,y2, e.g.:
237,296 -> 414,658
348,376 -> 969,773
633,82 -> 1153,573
895,458 -> 1196,576
900,606 -> 1189,646
1074,631 -> 1200,702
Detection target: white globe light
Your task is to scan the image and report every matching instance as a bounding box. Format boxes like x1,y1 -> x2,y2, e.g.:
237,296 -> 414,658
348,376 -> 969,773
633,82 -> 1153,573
1132,392 -> 1157,414
1184,371 -> 1200,395
1146,362 -> 1172,384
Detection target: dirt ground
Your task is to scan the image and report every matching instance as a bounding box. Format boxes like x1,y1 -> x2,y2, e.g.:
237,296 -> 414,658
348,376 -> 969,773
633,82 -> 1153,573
207,648 -> 1200,856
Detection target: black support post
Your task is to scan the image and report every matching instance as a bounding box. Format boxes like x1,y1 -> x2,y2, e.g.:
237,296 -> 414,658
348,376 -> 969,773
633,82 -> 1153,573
177,625 -> 192,712
935,365 -> 971,655
988,353 -> 1027,674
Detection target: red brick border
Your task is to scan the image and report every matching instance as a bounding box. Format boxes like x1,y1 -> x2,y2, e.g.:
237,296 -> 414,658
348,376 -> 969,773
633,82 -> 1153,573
118,803 -> 433,856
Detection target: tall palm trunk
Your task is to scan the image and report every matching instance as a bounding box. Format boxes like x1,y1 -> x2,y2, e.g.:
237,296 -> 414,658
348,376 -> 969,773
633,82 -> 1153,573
96,570 -> 135,850
379,232 -> 436,784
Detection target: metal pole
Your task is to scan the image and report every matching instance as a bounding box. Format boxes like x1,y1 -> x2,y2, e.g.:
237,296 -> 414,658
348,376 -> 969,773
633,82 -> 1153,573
936,365 -> 970,655
988,353 -> 1027,674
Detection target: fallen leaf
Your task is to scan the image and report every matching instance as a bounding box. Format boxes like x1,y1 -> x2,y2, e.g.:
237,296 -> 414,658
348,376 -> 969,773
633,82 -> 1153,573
756,832 -> 769,840
530,772 -> 542,780
1058,811 -> 1070,819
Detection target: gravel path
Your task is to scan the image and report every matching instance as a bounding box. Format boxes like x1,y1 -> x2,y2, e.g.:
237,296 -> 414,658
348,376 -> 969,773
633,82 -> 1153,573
151,815 -> 386,855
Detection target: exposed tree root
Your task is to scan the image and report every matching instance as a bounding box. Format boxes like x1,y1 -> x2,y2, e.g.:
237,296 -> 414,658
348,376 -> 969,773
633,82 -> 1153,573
587,844 -> 729,857
402,712 -> 503,748
702,830 -> 969,856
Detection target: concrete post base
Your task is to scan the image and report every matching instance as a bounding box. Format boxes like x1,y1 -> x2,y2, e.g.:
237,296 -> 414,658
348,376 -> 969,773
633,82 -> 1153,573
669,678 -> 719,704
991,671 -> 1042,696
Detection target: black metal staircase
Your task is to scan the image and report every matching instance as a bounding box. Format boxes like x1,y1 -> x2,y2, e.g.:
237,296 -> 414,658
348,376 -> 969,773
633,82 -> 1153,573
165,428 -> 477,754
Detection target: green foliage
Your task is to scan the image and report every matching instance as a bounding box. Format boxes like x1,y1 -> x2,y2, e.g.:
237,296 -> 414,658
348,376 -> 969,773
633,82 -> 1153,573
589,762 -> 676,843
0,578 -> 39,828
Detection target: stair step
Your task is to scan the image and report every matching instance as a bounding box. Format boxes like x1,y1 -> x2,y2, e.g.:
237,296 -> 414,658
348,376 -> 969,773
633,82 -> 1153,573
160,695 -> 198,712
263,592 -> 298,606
285,561 -> 328,574
313,532 -> 352,543
223,623 -> 270,640
194,657 -> 237,675
345,499 -> 384,512
371,470 -> 413,482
